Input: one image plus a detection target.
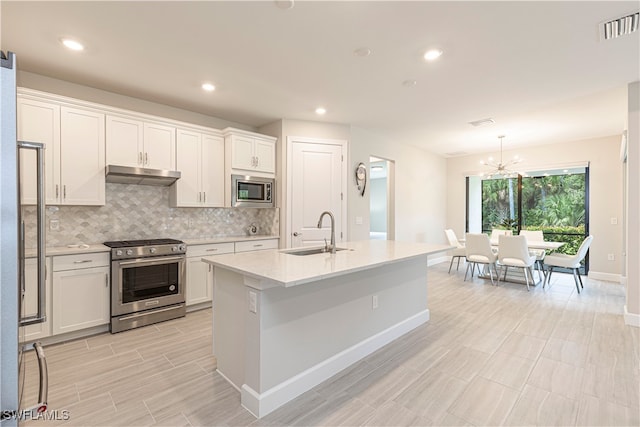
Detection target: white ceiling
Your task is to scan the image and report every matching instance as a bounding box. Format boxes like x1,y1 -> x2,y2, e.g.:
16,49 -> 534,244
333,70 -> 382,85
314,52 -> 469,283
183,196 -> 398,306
1,1 -> 639,157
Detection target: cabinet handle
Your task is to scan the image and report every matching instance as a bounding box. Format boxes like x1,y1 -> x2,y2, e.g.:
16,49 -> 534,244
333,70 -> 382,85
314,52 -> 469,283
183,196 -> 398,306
205,248 -> 218,252
138,152 -> 143,165
198,192 -> 201,202
203,192 -> 206,203
254,244 -> 263,248
73,260 -> 93,264
55,184 -> 59,198
63,185 -> 66,199
255,156 -> 259,167
209,264 -> 211,272
145,152 -> 148,165
105,274 -> 109,287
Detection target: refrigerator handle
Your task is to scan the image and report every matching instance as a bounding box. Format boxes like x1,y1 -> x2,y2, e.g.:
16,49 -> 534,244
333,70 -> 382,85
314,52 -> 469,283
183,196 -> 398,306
34,342 -> 49,413
18,141 -> 46,326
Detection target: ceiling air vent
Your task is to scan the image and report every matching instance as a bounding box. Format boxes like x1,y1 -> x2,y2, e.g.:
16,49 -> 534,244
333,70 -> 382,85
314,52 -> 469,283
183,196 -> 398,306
600,11 -> 639,40
468,118 -> 495,127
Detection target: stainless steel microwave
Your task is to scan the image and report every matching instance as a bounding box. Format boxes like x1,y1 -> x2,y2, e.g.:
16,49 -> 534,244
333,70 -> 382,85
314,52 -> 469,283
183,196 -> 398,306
231,174 -> 274,208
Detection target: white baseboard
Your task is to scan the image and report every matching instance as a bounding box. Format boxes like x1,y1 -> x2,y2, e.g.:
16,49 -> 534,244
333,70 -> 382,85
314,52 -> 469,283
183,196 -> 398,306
624,305 -> 640,327
588,271 -> 622,283
240,309 -> 430,418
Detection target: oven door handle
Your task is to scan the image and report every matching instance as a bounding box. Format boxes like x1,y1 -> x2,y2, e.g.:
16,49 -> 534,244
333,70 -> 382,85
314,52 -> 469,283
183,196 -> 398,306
117,256 -> 185,267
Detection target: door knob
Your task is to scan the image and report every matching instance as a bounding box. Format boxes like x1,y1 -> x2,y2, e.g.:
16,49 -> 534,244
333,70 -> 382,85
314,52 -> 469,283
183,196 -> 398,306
293,232 -> 302,237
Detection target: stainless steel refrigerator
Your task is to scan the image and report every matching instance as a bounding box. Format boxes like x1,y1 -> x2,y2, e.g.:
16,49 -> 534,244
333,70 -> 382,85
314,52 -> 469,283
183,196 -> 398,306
1,51 -> 49,426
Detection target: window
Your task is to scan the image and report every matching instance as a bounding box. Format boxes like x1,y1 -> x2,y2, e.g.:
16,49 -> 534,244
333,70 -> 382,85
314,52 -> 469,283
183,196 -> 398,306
469,166 -> 589,273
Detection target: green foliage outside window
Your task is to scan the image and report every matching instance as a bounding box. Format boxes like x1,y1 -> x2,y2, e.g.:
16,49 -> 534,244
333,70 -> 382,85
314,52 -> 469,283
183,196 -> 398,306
481,173 -> 587,261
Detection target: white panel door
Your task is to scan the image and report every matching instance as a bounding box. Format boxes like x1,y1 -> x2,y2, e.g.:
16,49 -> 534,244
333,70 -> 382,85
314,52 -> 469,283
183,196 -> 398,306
60,106 -> 105,205
291,142 -> 343,248
17,98 -> 60,205
201,134 -> 225,207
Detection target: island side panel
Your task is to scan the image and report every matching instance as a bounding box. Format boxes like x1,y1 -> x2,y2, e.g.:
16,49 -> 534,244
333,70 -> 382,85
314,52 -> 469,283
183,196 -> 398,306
212,267 -> 248,390
255,256 -> 428,393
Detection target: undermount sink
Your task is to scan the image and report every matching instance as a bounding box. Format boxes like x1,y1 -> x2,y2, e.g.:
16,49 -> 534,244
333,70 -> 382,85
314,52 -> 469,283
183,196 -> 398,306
282,247 -> 349,256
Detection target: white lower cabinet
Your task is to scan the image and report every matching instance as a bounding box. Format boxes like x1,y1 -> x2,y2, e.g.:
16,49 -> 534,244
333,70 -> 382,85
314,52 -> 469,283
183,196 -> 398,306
22,257 -> 52,341
52,253 -> 110,335
186,242 -> 234,306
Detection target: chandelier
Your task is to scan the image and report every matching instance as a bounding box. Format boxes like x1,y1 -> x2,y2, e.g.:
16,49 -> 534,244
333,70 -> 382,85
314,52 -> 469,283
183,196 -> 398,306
480,135 -> 523,178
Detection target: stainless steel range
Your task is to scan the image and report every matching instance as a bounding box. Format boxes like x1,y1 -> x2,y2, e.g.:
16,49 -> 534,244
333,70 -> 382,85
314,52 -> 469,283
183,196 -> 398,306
104,238 -> 186,333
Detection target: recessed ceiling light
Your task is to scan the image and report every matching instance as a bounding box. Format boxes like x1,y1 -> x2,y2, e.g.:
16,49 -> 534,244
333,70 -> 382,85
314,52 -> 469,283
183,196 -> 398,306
353,48 -> 372,57
315,107 -> 326,115
402,80 -> 417,87
61,38 -> 84,51
424,49 -> 443,61
201,83 -> 215,92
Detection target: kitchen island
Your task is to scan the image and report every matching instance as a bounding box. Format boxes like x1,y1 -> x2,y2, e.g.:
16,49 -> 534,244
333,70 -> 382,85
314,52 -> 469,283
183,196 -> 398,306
202,240 -> 450,418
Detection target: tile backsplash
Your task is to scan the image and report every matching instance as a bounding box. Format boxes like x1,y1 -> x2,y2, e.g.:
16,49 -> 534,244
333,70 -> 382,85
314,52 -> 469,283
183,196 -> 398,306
22,183 -> 279,248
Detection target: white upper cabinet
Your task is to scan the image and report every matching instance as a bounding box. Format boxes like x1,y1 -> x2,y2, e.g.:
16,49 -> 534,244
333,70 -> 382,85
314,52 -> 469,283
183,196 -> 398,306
17,97 -> 60,205
106,115 -> 176,170
60,106 -> 106,205
170,129 -> 224,207
224,128 -> 276,175
18,94 -> 105,206
105,115 -> 143,167
144,122 -> 176,170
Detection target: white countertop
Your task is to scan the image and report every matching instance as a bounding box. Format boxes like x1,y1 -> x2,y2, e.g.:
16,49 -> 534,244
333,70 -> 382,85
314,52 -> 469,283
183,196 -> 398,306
24,235 -> 280,258
202,240 -> 452,288
182,235 -> 279,245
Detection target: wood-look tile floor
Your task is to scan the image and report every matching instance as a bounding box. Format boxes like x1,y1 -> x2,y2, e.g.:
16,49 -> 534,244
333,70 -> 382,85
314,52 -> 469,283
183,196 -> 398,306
21,263 -> 640,426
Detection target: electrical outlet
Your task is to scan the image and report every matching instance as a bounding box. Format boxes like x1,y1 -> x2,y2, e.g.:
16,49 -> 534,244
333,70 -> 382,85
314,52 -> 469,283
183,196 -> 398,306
372,295 -> 379,309
188,218 -> 194,228
355,216 -> 363,225
611,217 -> 618,225
50,219 -> 59,231
607,253 -> 615,261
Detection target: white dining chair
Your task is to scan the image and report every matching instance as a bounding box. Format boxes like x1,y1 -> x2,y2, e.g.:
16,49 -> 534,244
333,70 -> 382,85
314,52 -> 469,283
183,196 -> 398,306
464,233 -> 498,284
544,235 -> 594,293
519,229 -> 546,280
444,229 -> 465,274
490,229 -> 512,241
497,235 -> 537,291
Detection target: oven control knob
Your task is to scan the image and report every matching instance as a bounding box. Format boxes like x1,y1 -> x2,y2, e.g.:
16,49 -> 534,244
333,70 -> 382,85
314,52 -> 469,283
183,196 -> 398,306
171,246 -> 178,252
169,285 -> 176,291
149,247 -> 157,254
126,249 -> 133,256
115,249 -> 123,256
179,244 -> 186,252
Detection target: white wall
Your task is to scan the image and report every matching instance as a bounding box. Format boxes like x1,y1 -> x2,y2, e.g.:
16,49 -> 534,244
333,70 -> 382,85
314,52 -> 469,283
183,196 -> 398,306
369,177 -> 387,232
349,126 -> 447,244
18,71 -> 251,131
446,135 -> 624,277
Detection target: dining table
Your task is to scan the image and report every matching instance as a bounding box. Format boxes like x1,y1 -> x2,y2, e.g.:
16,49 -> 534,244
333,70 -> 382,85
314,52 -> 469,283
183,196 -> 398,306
462,238 -> 566,286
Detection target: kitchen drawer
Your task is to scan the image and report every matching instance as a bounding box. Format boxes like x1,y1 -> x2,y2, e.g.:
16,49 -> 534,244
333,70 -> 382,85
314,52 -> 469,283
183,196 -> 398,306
234,238 -> 279,253
187,242 -> 235,258
53,252 -> 110,271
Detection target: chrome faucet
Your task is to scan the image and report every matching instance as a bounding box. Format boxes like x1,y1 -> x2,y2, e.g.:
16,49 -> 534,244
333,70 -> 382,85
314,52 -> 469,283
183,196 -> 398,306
317,211 -> 336,253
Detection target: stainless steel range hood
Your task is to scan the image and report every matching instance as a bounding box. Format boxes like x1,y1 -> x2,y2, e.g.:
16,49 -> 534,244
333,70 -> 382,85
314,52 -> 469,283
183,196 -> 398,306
105,165 -> 181,186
